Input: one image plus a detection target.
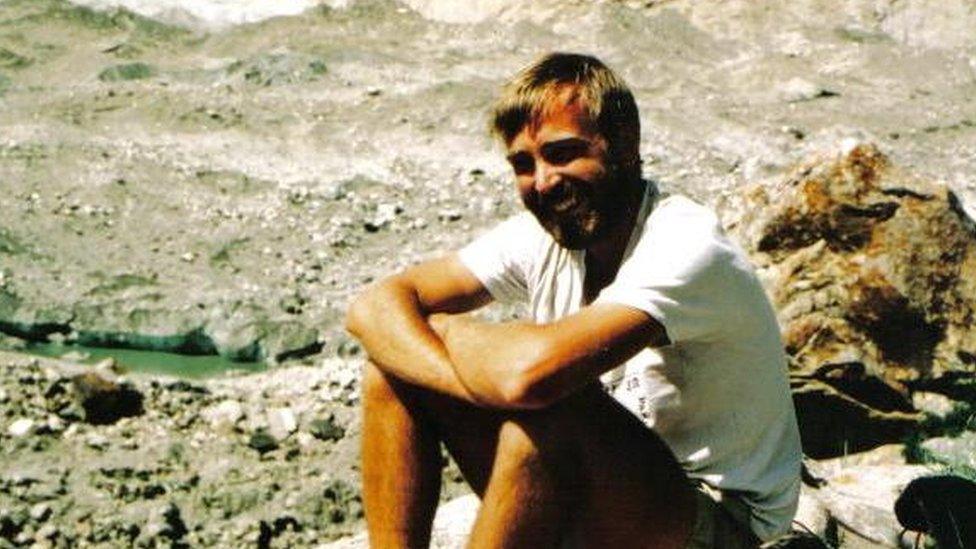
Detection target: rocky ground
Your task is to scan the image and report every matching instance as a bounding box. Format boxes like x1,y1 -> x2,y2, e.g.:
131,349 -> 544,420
1,0 -> 976,547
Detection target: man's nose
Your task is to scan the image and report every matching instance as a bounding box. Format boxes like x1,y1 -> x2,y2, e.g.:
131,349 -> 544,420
534,162 -> 562,195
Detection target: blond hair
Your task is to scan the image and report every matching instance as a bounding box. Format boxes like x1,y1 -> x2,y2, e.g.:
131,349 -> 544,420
490,53 -> 640,164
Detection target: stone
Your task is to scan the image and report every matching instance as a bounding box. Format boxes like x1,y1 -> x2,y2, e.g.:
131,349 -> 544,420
71,372 -> 144,425
921,431 -> 976,469
201,400 -> 244,430
140,502 -> 188,543
894,475 -> 976,548
800,463 -> 930,547
308,416 -> 345,442
7,418 -> 34,437
267,407 -> 297,441
34,523 -> 57,540
912,391 -> 956,419
85,433 -> 109,449
724,144 -> 976,458
98,62 -> 154,82
247,429 -> 278,454
28,503 -> 51,522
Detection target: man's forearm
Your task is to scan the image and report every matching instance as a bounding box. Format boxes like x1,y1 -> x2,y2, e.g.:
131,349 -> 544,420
346,279 -> 476,403
434,314 -> 551,409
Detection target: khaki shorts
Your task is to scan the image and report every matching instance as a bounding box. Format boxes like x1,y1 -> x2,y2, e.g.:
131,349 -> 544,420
685,484 -> 759,549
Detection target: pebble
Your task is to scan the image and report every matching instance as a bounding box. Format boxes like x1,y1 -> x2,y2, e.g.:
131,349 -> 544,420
29,503 -> 52,522
267,407 -> 297,441
8,418 -> 34,437
86,433 -> 109,450
202,400 -> 245,430
912,391 -> 955,418
438,209 -> 463,222
35,524 -> 58,540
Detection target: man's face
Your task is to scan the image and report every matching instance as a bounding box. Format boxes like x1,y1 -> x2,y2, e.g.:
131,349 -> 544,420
505,99 -> 620,249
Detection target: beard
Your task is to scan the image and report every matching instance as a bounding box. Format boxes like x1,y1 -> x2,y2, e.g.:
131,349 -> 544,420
524,175 -> 619,250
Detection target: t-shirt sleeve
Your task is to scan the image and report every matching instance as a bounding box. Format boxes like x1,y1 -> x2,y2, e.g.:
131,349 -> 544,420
594,198 -> 739,344
457,213 -> 537,304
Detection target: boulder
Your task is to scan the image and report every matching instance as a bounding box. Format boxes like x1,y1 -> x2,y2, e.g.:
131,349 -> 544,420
921,431 -> 976,469
70,372 -> 144,425
724,143 -> 976,457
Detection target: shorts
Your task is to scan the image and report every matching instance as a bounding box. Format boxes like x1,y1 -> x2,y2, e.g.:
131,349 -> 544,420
685,483 -> 760,549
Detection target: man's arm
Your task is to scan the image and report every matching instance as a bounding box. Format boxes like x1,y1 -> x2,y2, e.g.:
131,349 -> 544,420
345,253 -> 492,404
347,254 -> 669,410
431,304 -> 669,410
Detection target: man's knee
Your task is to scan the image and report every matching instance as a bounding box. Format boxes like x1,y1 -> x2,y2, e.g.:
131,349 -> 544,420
492,410 -> 579,478
361,361 -> 409,410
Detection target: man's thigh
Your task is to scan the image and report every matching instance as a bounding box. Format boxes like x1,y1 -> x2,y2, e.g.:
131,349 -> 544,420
417,383 -> 699,548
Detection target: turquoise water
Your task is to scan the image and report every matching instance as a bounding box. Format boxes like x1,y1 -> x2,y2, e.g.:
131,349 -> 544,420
25,342 -> 265,379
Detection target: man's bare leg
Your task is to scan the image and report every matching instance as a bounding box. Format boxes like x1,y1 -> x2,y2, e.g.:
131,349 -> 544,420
361,362 -> 443,548
363,361 -> 697,548
466,419 -> 572,549
463,385 -> 697,549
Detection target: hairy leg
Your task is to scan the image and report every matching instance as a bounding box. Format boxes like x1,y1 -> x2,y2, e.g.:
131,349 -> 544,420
467,385 -> 698,549
362,362 -> 697,549
361,362 -> 443,548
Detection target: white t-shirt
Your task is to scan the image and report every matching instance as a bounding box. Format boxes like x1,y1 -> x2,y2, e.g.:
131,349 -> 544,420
458,185 -> 802,541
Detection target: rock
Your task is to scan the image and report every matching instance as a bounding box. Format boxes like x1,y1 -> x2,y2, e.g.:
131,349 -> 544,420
71,372 -> 144,425
804,463 -> 931,547
761,532 -> 831,548
790,378 -> 919,459
322,494 -> 478,549
140,502 -> 188,544
308,416 -> 345,442
912,391 -> 956,419
201,400 -> 244,430
894,475 -> 976,549
725,144 -> 976,457
7,418 -> 34,437
28,503 -> 51,522
267,407 -> 297,441
34,523 -> 57,541
921,431 -> 976,469
247,429 -> 278,454
777,77 -> 838,102
98,62 -> 154,82
792,485 -> 829,542
85,433 -> 109,450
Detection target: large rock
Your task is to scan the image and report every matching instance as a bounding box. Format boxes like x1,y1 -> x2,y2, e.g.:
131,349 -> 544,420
724,143 -> 976,457
801,446 -> 931,547
921,431 -> 976,470
71,371 -> 144,425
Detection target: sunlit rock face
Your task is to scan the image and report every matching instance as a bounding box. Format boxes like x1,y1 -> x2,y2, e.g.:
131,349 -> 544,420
724,143 -> 976,457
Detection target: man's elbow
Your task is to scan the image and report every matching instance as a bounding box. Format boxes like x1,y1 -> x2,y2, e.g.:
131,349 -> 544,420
496,356 -> 562,411
345,284 -> 385,339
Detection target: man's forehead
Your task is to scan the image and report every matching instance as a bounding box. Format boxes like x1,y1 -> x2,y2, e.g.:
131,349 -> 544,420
508,93 -> 600,150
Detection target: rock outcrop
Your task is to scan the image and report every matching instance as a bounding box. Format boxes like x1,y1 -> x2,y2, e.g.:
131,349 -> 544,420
724,143 -> 976,457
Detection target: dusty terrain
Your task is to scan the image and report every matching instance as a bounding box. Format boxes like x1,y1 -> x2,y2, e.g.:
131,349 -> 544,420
1,0 -> 975,546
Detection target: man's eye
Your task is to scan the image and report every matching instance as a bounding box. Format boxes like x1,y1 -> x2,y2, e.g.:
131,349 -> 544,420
508,154 -> 534,175
543,142 -> 588,165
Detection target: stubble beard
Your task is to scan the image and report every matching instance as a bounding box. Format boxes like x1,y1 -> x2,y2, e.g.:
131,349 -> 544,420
527,169 -> 624,250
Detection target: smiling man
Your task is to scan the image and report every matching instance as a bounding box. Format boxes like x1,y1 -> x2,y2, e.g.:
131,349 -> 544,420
346,53 -> 801,548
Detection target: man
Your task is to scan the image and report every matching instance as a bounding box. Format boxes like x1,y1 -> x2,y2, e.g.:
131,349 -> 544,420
346,52 -> 801,548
